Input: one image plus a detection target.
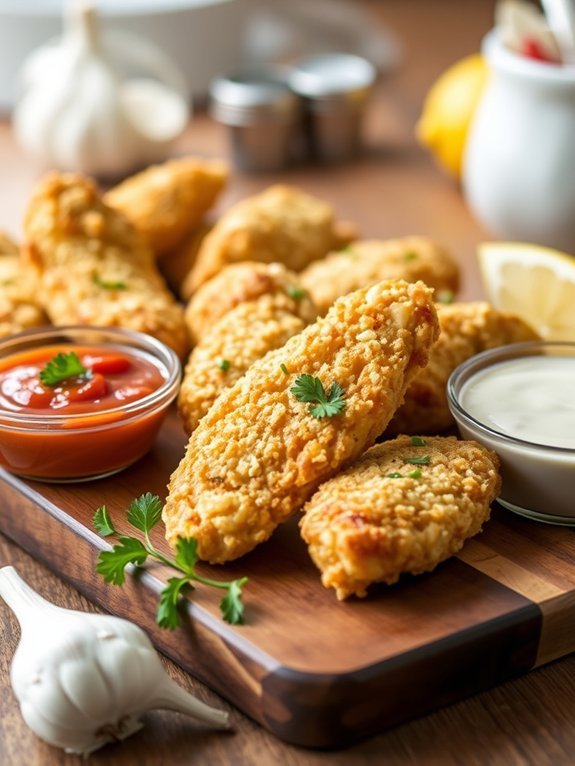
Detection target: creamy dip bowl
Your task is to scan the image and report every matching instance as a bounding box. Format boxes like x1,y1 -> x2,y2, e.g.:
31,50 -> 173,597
447,342 -> 575,525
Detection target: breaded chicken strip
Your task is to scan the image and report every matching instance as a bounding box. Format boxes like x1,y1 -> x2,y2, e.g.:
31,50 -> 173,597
0,232 -> 47,338
299,237 -> 460,315
184,261 -> 317,344
24,174 -> 189,358
104,157 -> 228,256
163,280 -> 439,562
187,185 -> 357,292
179,294 -> 307,433
387,302 -> 539,435
301,435 -> 501,599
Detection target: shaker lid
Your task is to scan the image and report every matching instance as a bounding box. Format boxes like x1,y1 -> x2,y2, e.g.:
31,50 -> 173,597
289,53 -> 377,100
210,67 -> 298,125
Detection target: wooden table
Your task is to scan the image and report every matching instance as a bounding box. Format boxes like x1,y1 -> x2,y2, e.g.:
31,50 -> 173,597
2,1 -> 575,764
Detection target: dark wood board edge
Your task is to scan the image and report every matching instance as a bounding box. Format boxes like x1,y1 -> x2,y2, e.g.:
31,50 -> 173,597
0,470 -> 545,749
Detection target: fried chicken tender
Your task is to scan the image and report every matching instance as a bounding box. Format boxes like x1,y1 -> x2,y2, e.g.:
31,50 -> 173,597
187,185 -> 357,292
24,173 -> 189,358
299,236 -> 460,315
184,261 -> 317,344
179,294 -> 308,433
300,435 -> 501,600
387,302 -> 539,435
104,157 -> 228,256
163,279 -> 439,562
0,232 -> 47,338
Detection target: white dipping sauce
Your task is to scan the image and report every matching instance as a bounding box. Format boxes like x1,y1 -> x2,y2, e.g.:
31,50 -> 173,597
460,356 -> 575,449
454,353 -> 575,522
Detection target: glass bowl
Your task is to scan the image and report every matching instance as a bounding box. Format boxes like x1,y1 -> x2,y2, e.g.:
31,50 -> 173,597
447,341 -> 575,525
0,326 -> 181,482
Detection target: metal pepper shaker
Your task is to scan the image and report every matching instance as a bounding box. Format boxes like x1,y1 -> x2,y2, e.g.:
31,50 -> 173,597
288,52 -> 377,163
209,68 -> 300,172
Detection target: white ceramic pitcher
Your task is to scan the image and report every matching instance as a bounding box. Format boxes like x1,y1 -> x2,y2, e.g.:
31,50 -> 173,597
463,30 -> 575,253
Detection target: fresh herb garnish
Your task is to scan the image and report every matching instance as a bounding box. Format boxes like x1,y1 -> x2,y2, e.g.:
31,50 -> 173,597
93,273 -> 127,290
404,251 -> 418,262
386,472 -> 404,479
285,285 -> 307,301
291,374 -> 346,418
218,359 -> 231,372
94,493 -> 248,628
280,363 -> 289,375
410,436 -> 427,447
405,455 -> 431,465
437,289 -> 455,304
407,469 -> 422,479
39,352 -> 91,387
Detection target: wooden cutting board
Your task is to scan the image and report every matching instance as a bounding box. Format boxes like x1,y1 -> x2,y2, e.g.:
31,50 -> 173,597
2,409 -> 575,749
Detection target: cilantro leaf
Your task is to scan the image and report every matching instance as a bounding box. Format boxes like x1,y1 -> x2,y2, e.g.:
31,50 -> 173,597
220,578 -> 248,625
126,493 -> 163,535
93,274 -> 127,290
39,352 -> 90,387
408,469 -> 422,479
157,577 -> 193,629
405,455 -> 431,465
218,358 -> 231,372
410,436 -> 427,447
96,537 -> 148,585
386,472 -> 404,479
285,285 -> 307,301
174,537 -> 198,576
291,374 -> 346,418
93,505 -> 117,537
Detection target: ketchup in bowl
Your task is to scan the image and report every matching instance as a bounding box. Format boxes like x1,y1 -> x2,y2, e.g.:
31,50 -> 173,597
0,327 -> 180,482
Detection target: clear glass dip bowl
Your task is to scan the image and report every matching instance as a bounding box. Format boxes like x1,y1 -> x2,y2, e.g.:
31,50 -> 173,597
447,341 -> 575,525
0,326 -> 180,483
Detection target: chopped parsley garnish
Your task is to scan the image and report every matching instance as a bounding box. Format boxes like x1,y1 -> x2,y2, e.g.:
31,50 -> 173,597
407,469 -> 422,479
436,289 -> 455,304
94,493 -> 247,628
405,455 -> 431,465
404,251 -> 418,262
280,363 -> 289,375
291,374 -> 346,418
410,436 -> 427,447
386,472 -> 404,479
218,359 -> 231,372
93,273 -> 127,290
285,285 -> 307,301
39,352 -> 91,387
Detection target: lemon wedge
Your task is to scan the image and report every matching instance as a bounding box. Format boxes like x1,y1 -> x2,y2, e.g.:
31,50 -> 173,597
478,242 -> 575,341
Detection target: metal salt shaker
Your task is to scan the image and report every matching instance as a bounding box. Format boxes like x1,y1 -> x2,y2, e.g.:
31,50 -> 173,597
209,68 -> 300,172
288,52 -> 377,163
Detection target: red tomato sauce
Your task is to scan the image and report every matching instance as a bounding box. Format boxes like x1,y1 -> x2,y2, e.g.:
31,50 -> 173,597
0,344 -> 171,481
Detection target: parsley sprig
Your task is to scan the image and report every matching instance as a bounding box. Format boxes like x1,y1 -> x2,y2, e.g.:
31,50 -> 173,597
291,374 -> 346,418
93,273 -> 127,290
94,494 -> 248,628
39,352 -> 91,387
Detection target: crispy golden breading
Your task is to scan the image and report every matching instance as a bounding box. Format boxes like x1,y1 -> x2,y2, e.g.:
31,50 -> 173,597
163,280 -> 439,562
300,435 -> 501,599
24,173 -> 189,358
299,236 -> 460,315
0,232 -> 47,338
184,261 -> 317,344
387,302 -> 539,435
104,157 -> 228,256
179,294 -> 307,434
187,185 -> 357,291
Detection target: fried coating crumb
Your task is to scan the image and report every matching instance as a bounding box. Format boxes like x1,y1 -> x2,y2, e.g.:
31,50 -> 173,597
0,231 -> 47,338
300,435 -> 501,599
163,279 -> 439,563
104,157 -> 228,256
24,173 -> 189,358
184,261 -> 317,344
387,302 -> 540,435
187,185 -> 357,291
300,236 -> 460,315
179,294 -> 307,434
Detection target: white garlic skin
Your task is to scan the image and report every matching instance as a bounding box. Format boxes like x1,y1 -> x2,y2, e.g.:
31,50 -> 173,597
0,567 -> 229,756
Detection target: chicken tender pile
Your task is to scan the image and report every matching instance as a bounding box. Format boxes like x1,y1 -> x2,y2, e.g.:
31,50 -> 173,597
163,279 -> 439,563
187,184 -> 356,292
301,435 -> 501,599
0,232 -> 47,338
387,302 -> 539,435
179,294 -> 308,434
184,261 -> 317,344
24,173 -> 189,358
299,236 -> 460,315
104,157 -> 228,256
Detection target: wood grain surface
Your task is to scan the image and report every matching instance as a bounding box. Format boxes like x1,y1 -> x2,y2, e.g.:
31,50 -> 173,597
3,0 -> 575,763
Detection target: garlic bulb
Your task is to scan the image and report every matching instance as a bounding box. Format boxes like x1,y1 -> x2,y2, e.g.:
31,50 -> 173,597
13,3 -> 189,177
0,566 -> 229,756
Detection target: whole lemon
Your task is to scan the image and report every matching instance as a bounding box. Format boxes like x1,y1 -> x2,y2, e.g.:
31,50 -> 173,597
417,53 -> 488,179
